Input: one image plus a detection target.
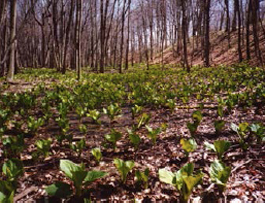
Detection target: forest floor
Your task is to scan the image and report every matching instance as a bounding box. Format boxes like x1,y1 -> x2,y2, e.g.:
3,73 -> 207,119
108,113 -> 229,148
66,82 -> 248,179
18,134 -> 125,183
0,67 -> 265,202
152,30 -> 265,67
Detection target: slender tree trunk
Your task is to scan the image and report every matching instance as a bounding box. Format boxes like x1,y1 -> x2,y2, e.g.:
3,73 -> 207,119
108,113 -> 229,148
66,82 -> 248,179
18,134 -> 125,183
204,0 -> 211,67
251,0 -> 263,65
235,0 -> 243,62
232,0 -> 237,31
62,0 -> 74,74
246,0 -> 251,60
224,0 -> 231,48
119,0 -> 127,73
75,0 -> 82,80
181,0 -> 190,72
7,0 -> 17,81
125,0 -> 131,70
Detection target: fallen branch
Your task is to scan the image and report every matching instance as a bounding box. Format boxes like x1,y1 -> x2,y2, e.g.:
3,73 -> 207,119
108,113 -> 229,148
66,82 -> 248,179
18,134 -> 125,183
231,159 -> 252,173
14,186 -> 38,202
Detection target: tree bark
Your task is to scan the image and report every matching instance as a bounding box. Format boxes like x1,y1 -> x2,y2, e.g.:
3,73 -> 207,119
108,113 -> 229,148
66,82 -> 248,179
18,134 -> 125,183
75,0 -> 82,80
62,0 -> 74,74
204,0 -> 211,67
235,0 -> 243,62
181,0 -> 190,72
7,0 -> 17,81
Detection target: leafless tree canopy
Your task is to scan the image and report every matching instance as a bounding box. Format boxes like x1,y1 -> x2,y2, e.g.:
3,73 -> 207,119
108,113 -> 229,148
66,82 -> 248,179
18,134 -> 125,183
1,0 -> 265,78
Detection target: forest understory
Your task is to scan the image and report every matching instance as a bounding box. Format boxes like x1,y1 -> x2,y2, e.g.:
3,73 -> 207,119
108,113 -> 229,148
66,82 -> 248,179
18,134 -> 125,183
0,66 -> 264,202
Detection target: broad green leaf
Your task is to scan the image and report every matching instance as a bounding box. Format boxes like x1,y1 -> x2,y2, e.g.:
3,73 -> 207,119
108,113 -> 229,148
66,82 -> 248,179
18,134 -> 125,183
0,181 -> 14,203
158,169 -> 174,185
59,160 -> 82,180
125,161 -> 135,171
113,159 -> 134,183
192,111 -> 202,124
91,148 -> 102,162
217,105 -> 223,117
214,140 -> 231,159
84,171 -> 107,184
135,168 -> 149,188
179,163 -> 194,176
105,129 -> 122,147
72,171 -> 88,188
127,129 -> 141,149
205,140 -> 231,159
231,123 -> 239,133
182,173 -> 203,202
137,113 -> 150,129
238,122 -> 249,132
145,125 -> 161,145
187,122 -> 198,136
204,141 -> 216,152
180,138 -> 197,154
45,182 -> 72,198
250,123 -> 261,133
214,120 -> 225,133
2,159 -> 24,181
210,160 -> 231,192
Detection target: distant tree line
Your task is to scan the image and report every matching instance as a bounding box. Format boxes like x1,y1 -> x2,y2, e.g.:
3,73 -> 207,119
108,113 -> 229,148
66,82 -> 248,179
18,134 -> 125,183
0,0 -> 264,80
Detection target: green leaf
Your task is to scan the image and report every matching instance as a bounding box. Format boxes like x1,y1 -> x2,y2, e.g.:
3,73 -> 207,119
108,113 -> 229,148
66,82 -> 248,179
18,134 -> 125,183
0,181 -> 14,203
187,122 -> 198,136
2,159 -> 24,181
214,140 -> 231,159
91,148 -> 102,162
135,168 -> 149,188
250,123 -> 261,133
59,159 -> 82,180
205,140 -> 231,159
210,160 -> 231,192
145,125 -> 161,145
84,171 -> 107,184
204,141 -> 216,152
159,163 -> 202,202
35,139 -> 52,158
105,129 -> 122,148
238,122 -> 249,132
72,171 -> 88,188
113,159 -> 134,183
214,120 -> 225,133
137,113 -> 151,129
180,138 -> 197,155
45,182 -> 72,198
217,105 -> 223,117
158,169 -> 174,185
231,123 -> 239,133
127,129 -> 141,149
192,110 -> 202,124
182,172 -> 204,202
179,163 -> 194,176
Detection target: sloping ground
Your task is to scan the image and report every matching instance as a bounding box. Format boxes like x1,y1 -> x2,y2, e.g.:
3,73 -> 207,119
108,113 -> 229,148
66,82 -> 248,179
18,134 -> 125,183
153,29 -> 265,66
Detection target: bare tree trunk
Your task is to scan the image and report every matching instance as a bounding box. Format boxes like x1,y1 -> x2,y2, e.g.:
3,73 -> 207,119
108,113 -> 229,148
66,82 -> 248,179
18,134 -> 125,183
0,0 -> 7,25
62,0 -> 74,74
246,0 -> 251,60
235,0 -> 243,62
204,0 -> 211,67
100,0 -> 110,73
224,0 -> 231,48
232,0 -> 237,31
119,0 -> 127,73
75,0 -> 82,80
181,0 -> 190,72
7,0 -> 17,81
251,0 -> 263,65
125,0 -> 131,70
